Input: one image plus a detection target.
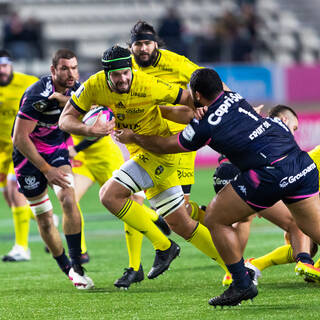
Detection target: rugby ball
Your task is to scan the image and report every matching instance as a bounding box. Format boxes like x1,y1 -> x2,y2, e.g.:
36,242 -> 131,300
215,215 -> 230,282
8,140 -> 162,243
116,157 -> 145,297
82,106 -> 114,140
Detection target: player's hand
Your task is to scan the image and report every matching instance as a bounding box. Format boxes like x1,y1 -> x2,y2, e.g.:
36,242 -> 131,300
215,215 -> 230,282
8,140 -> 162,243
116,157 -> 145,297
194,106 -> 208,120
114,129 -> 135,144
44,166 -> 71,189
68,146 -> 77,159
88,111 -> 115,137
254,104 -> 264,115
48,92 -> 69,107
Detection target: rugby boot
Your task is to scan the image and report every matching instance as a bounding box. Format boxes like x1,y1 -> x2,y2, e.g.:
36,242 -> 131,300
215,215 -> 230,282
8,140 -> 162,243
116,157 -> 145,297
209,282 -> 258,308
114,264 -> 144,289
147,240 -> 180,279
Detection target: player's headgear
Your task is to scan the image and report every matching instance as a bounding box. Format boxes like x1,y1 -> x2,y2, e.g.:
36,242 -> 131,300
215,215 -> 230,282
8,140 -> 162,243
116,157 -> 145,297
0,49 -> 12,65
129,20 -> 160,45
213,158 -> 240,193
101,46 -> 132,86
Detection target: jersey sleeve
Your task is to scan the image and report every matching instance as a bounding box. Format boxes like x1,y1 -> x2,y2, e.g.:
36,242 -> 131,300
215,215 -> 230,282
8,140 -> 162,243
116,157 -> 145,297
178,118 -> 211,151
150,76 -> 183,106
70,81 -> 94,114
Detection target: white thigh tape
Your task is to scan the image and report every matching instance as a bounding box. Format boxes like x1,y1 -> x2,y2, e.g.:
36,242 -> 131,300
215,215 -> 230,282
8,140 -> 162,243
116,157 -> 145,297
53,173 -> 75,195
27,194 -> 53,215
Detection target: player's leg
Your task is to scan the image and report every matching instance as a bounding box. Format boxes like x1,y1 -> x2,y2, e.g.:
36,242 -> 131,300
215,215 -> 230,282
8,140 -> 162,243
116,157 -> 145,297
100,159 -> 179,279
54,164 -> 94,289
286,195 -> 320,281
149,185 -> 231,281
205,183 -> 258,307
2,176 -> 32,262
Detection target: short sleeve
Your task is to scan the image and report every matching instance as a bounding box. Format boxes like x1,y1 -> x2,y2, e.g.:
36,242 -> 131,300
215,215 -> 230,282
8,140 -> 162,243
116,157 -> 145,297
178,119 -> 211,151
70,81 -> 94,114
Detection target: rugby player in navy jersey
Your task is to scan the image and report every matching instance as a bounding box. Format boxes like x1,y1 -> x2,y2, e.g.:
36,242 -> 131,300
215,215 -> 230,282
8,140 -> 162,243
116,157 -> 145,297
12,49 -> 93,290
115,68 -> 320,307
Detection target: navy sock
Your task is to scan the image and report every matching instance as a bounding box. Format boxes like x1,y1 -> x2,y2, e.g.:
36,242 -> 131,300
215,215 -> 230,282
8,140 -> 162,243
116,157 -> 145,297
296,252 -> 314,265
226,257 -> 251,289
54,249 -> 71,275
65,232 -> 82,265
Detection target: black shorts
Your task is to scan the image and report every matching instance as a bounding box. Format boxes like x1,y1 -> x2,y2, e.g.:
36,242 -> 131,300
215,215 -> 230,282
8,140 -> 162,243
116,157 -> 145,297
15,149 -> 70,198
231,151 -> 319,211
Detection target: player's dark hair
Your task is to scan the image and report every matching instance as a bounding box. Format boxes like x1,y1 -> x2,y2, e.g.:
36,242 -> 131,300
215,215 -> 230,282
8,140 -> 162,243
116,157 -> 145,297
190,68 -> 223,100
52,49 -> 76,68
268,104 -> 298,120
0,49 -> 12,58
129,20 -> 164,47
102,45 -> 131,62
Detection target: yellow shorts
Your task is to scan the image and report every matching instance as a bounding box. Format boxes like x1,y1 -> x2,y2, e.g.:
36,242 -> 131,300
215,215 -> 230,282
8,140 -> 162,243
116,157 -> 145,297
0,142 -> 13,189
177,151 -> 196,186
308,145 -> 320,188
72,137 -> 124,186
132,150 -> 181,199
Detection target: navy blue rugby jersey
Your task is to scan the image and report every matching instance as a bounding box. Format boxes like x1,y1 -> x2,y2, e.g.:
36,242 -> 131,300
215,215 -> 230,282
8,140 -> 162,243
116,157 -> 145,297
178,91 -> 300,171
12,76 -> 80,158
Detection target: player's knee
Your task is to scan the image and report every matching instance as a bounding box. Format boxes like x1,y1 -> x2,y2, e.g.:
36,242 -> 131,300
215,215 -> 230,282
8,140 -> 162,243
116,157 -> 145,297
27,194 -> 53,216
58,190 -> 75,213
36,213 -> 54,233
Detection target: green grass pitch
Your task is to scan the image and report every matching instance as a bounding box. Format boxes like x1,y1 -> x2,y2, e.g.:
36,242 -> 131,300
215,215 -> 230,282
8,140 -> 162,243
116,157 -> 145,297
0,168 -> 319,319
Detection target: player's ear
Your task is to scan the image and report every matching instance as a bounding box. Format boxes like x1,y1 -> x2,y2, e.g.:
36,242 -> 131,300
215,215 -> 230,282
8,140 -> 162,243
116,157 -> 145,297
50,65 -> 55,76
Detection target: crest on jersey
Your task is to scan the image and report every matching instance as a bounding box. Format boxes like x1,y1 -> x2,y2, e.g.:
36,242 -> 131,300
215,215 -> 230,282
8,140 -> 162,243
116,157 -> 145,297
155,165 -> 164,175
117,113 -> 125,121
117,101 -> 125,109
32,100 -> 48,112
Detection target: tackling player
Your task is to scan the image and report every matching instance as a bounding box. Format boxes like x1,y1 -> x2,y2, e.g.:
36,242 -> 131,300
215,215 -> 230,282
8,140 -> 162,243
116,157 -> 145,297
59,46 -> 235,282
12,49 -> 93,289
0,49 -> 38,261
114,68 -> 320,307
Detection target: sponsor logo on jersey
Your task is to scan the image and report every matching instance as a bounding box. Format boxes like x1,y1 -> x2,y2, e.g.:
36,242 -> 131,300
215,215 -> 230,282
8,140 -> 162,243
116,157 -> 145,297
117,113 -> 125,121
117,123 -> 140,130
137,154 -> 149,163
182,124 -> 195,141
238,185 -> 247,195
51,156 -> 65,164
131,91 -> 146,98
126,108 -> 144,114
213,176 -> 234,186
24,176 -> 40,190
248,121 -> 271,141
177,170 -> 194,179
279,162 -> 316,188
208,92 -> 243,126
155,165 -> 164,175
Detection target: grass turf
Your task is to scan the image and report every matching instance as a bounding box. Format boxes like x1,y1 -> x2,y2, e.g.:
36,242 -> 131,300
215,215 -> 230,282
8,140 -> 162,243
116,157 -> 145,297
0,168 -> 319,319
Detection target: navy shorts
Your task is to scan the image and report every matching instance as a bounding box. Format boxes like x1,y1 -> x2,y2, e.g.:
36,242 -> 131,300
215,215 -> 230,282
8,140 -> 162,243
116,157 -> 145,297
14,149 -> 70,198
231,151 -> 319,211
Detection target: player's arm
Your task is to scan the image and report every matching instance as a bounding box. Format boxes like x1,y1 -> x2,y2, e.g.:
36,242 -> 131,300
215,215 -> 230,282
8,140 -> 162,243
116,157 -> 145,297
159,105 -> 195,124
59,101 -> 115,137
115,129 -> 185,154
12,118 -> 70,188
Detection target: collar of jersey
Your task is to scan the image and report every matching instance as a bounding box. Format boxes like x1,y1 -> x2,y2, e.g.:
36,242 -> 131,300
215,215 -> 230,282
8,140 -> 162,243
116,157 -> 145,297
152,50 -> 161,67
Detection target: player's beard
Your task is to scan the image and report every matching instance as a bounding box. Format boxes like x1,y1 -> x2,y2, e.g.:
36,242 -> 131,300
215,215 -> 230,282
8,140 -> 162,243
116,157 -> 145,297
193,97 -> 204,109
134,48 -> 158,67
56,76 -> 76,89
0,71 -> 13,86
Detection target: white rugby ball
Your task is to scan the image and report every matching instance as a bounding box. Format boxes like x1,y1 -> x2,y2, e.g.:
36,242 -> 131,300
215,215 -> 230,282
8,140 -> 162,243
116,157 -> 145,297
82,106 -> 114,140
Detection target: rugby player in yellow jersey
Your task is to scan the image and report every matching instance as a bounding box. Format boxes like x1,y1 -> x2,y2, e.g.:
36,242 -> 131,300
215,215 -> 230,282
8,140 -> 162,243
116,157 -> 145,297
0,49 -> 38,261
112,20 -> 231,288
60,45 -> 234,282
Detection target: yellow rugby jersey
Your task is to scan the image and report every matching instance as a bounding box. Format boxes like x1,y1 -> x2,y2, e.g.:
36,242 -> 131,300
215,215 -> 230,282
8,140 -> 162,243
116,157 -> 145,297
70,69 -> 182,154
132,49 -> 200,133
308,145 -> 320,187
0,72 -> 38,143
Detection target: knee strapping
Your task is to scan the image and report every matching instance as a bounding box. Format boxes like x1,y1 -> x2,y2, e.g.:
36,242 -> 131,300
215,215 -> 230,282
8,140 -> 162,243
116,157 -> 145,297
154,191 -> 185,217
27,194 -> 53,215
112,169 -> 142,194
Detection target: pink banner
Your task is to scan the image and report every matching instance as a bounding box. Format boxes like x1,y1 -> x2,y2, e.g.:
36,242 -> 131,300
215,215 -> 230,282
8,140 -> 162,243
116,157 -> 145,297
286,64 -> 320,103
195,112 -> 320,167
